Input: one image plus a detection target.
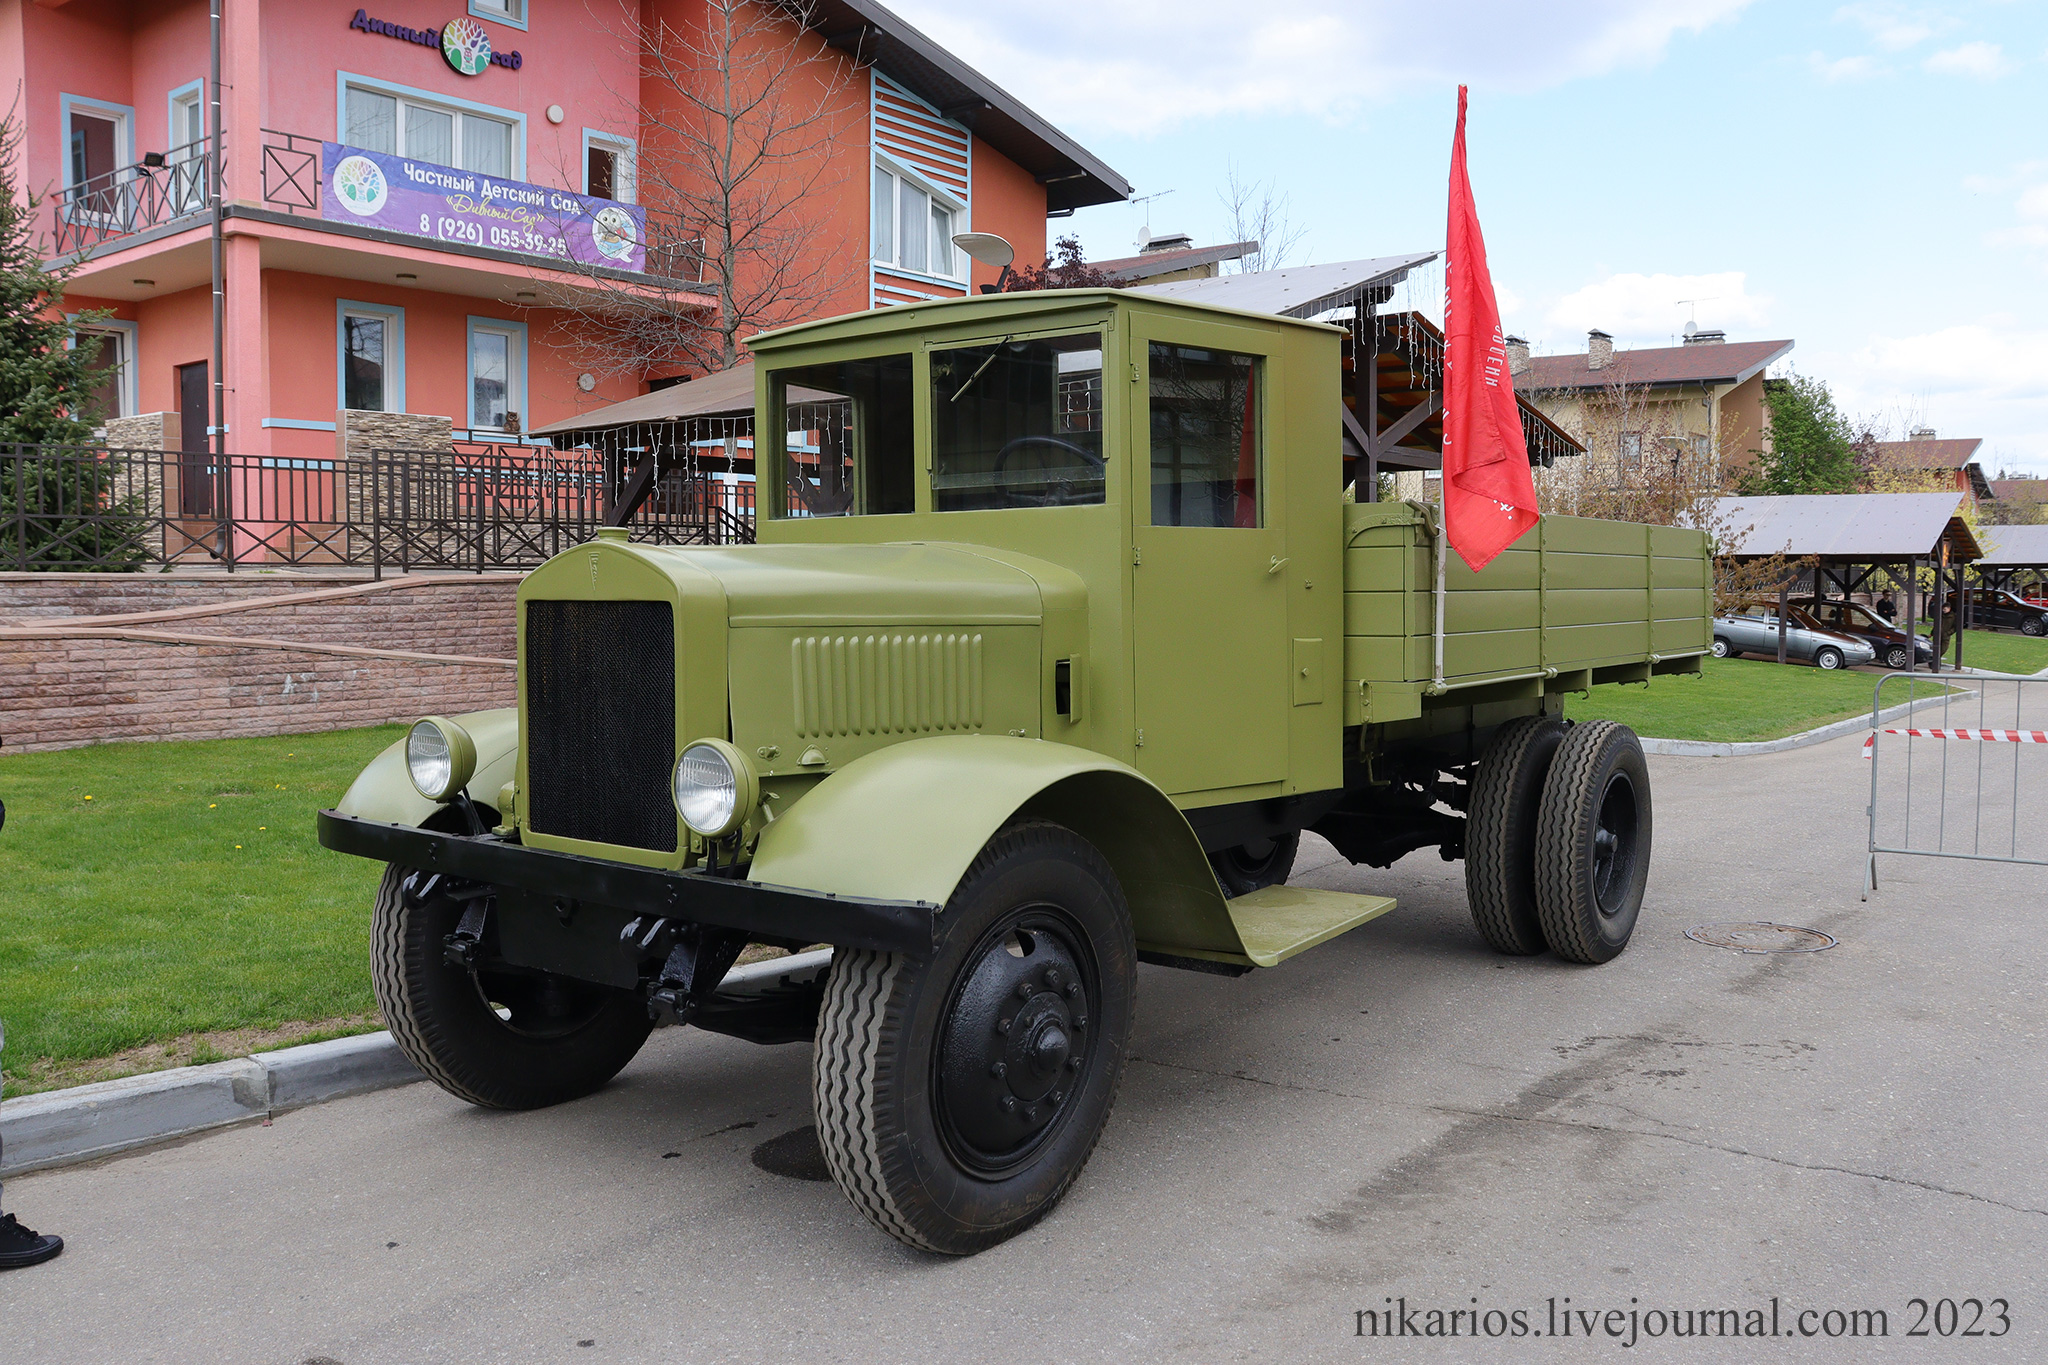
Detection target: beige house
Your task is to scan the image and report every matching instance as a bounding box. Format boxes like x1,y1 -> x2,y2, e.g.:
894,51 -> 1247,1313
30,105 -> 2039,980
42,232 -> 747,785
1511,329 -> 1793,493
1090,234 -> 1256,285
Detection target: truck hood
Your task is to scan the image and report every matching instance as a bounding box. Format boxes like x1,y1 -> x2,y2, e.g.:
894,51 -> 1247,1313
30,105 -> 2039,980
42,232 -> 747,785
646,542 -> 1047,628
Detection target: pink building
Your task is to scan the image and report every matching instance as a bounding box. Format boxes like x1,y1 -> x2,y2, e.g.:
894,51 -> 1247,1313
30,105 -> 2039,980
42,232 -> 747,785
1,0 -> 1126,556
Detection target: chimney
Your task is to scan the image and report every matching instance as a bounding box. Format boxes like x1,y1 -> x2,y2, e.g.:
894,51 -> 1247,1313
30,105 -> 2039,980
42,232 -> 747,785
1504,335 -> 1530,377
1587,329 -> 1613,371
1682,328 -> 1726,346
1910,427 -> 1936,440
1139,230 -> 1194,255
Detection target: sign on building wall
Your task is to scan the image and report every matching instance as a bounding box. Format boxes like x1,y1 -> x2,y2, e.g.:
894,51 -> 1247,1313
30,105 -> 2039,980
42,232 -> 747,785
322,143 -> 646,273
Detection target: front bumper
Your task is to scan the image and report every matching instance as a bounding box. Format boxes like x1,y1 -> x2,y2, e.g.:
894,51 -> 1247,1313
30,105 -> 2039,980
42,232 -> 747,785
316,810 -> 936,956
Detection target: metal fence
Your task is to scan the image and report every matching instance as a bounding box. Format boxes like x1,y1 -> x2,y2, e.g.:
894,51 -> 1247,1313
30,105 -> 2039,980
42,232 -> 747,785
2,441 -> 754,575
50,135 -> 215,256
1863,670 -> 2048,895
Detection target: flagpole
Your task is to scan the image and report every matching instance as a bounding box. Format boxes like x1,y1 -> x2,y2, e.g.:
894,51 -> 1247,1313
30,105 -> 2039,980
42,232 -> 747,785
1432,502 -> 1446,693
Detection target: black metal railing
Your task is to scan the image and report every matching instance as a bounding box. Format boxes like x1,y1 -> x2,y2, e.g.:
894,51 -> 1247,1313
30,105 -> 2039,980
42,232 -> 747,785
50,135 -> 216,255
2,442 -> 755,575
260,128 -> 321,214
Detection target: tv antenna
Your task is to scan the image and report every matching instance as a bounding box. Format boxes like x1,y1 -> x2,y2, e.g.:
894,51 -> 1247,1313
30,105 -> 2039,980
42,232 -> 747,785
1676,297 -> 1719,336
1131,189 -> 1175,246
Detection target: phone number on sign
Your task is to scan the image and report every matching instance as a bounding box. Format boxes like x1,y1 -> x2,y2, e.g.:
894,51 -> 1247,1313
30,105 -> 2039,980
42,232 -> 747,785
420,215 -> 571,258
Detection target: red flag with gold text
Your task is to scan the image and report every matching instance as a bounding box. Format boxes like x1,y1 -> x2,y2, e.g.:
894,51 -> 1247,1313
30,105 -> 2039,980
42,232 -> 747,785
1442,85 -> 1539,572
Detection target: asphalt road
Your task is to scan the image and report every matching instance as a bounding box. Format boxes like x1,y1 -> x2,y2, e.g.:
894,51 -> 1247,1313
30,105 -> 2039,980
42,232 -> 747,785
5,716 -> 2045,1363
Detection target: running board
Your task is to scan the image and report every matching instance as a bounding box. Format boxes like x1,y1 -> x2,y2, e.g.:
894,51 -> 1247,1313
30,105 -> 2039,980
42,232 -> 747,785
1225,885 -> 1399,967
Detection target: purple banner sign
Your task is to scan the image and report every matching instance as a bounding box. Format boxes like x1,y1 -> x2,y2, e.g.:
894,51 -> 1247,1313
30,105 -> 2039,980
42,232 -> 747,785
321,143 -> 646,273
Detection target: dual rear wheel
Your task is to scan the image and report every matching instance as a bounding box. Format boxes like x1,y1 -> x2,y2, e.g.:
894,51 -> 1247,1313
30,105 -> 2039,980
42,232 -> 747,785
1464,717 -> 1651,964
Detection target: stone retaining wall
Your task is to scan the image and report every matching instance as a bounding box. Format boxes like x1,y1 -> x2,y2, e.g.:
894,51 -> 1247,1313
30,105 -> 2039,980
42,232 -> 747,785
0,573 -> 520,752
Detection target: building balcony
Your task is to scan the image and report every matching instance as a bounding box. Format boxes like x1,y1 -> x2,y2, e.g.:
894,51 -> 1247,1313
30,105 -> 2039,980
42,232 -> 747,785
48,130 -> 714,310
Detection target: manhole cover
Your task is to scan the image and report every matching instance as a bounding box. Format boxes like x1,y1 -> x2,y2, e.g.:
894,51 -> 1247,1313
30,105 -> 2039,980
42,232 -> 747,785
750,1125 -> 832,1182
1684,922 -> 1838,954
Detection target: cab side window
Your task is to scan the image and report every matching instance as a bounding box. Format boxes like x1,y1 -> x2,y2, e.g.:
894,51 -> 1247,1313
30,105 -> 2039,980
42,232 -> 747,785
773,354 -> 914,517
929,333 -> 1105,511
1148,342 -> 1260,527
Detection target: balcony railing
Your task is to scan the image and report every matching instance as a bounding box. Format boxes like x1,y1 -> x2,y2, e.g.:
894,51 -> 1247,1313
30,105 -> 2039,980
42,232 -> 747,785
50,135 -> 216,256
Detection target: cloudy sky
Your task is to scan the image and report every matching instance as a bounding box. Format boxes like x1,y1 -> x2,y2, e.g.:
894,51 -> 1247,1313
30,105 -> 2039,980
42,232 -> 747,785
890,0 -> 2048,474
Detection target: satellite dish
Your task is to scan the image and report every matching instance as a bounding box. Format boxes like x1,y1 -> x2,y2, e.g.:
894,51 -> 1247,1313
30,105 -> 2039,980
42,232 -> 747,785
1683,321 -> 1698,337
952,232 -> 1016,269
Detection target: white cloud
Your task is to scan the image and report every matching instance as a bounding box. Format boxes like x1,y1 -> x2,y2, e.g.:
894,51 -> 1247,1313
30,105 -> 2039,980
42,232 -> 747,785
882,0 -> 1755,136
1808,52 -> 1881,82
1834,2 -> 1946,52
1925,41 -> 2014,78
1542,271 -> 1772,345
1833,321 -> 2048,472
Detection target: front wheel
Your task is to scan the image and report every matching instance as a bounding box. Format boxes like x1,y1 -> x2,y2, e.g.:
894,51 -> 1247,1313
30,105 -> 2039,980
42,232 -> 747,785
371,864 -> 653,1110
1534,721 -> 1651,965
2023,616 -> 2046,638
812,821 -> 1136,1255
1815,646 -> 1845,670
1885,645 -> 1911,670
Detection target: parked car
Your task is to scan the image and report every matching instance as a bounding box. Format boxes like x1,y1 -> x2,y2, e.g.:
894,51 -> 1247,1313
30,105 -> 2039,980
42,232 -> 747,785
1712,601 -> 1877,669
1793,597 -> 1934,670
1943,588 -> 2048,636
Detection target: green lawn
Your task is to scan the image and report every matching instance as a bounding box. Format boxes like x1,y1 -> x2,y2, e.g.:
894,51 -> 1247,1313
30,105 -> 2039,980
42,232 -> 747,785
1932,628 -> 2048,676
1567,656 -> 1954,744
0,726 -> 402,1098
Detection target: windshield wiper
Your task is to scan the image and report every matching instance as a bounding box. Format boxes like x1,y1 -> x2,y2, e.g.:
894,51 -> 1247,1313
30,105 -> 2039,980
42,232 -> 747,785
949,336 -> 1013,403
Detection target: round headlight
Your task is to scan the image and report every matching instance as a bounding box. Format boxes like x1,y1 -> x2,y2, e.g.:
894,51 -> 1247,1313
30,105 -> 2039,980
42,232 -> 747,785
672,738 -> 758,838
406,717 -> 477,802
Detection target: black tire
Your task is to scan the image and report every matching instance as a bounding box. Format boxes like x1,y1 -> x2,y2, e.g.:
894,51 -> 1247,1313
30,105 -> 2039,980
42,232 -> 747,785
1710,636 -> 1733,659
1464,714 -> 1567,955
1815,646 -> 1845,670
812,821 -> 1136,1255
1885,645 -> 1911,670
2023,616 -> 2046,638
1209,832 -> 1300,897
1534,721 -> 1651,965
371,864 -> 654,1110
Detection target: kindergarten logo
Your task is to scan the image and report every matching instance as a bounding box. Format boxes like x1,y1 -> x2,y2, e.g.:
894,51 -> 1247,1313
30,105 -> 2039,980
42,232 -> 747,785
442,17 -> 492,76
590,205 -> 639,262
332,155 -> 389,216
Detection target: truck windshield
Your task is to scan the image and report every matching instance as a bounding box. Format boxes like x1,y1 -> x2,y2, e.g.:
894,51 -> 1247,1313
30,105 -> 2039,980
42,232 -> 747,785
773,354 -> 914,517
930,333 -> 1106,510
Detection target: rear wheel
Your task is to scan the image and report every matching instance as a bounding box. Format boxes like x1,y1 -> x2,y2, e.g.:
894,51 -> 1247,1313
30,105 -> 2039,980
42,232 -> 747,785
1465,715 -> 1567,955
812,821 -> 1135,1255
1815,646 -> 1845,670
371,864 -> 653,1109
1534,721 -> 1651,965
1209,832 -> 1299,897
1885,644 -> 1911,670
1710,636 -> 1734,659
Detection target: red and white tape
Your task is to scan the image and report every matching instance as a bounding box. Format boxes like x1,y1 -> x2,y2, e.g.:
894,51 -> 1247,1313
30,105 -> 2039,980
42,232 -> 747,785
1862,727 -> 2048,757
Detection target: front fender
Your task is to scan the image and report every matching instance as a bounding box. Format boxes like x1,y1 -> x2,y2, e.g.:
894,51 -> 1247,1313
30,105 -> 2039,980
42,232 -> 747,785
749,735 -> 1250,965
335,707 -> 518,828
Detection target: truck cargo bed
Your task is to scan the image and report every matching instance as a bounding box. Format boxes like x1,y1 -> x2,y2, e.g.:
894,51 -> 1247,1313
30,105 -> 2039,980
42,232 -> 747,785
1342,501 -> 1711,726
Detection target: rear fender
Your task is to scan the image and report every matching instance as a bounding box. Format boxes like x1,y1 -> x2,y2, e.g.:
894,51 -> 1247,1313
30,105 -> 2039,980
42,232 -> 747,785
748,734 -> 1249,964
335,707 -> 518,828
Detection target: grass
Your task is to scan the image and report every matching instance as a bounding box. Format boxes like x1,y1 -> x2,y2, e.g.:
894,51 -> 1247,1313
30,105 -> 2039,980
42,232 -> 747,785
0,725 -> 404,1098
1566,655 -> 1955,744
1932,628 -> 2048,677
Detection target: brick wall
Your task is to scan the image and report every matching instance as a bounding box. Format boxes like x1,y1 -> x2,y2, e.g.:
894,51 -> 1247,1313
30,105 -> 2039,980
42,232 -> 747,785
0,573 -> 521,752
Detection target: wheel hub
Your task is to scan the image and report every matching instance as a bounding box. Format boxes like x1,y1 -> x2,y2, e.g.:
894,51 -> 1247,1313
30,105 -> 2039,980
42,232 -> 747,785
937,918 -> 1093,1172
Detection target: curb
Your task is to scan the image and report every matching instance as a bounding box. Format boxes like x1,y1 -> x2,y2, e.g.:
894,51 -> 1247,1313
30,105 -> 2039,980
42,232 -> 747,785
1640,691 -> 1956,758
0,949 -> 833,1177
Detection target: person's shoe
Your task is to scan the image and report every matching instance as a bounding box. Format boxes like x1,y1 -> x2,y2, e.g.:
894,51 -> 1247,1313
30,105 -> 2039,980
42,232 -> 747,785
0,1212 -> 63,1269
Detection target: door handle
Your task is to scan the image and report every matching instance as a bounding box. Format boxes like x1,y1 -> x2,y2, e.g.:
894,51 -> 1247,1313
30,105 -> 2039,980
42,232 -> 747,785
1267,555 -> 1289,575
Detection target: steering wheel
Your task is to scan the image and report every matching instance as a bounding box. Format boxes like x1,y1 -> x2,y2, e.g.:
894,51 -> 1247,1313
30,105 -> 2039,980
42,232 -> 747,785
989,435 -> 1106,508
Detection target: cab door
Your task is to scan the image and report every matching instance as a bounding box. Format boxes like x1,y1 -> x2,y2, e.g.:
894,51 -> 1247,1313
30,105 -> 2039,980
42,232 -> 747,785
1129,321 -> 1289,796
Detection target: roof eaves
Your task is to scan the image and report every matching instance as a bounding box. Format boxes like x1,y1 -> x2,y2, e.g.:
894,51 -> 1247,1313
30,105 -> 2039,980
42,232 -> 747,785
1727,339 -> 1795,387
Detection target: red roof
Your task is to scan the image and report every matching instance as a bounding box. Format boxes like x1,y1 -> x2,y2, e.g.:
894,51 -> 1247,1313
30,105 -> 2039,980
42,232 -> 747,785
1089,240 -> 1256,282
1518,338 -> 1793,391
1991,478 -> 2048,502
1872,438 -> 1983,469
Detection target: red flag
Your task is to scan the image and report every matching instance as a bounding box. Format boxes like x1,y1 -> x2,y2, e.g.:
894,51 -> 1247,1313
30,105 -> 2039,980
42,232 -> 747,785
1443,85 -> 1539,572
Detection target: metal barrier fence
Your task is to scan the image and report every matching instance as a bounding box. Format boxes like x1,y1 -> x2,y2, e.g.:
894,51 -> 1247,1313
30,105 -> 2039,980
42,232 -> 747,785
1,442 -> 755,574
1864,670 -> 2048,895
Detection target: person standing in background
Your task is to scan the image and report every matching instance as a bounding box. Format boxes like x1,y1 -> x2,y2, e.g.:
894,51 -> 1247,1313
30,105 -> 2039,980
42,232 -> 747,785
0,1020 -> 65,1269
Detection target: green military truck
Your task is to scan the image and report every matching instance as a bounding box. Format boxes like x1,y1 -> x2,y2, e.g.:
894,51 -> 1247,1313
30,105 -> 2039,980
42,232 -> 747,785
319,289 -> 1709,1254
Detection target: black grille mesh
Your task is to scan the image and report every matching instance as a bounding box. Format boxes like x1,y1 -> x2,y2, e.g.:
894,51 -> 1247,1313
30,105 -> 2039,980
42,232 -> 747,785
525,599 -> 679,853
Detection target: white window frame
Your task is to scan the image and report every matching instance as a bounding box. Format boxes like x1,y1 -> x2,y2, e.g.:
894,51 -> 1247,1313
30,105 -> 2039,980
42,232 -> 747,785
167,81 -> 208,215
469,0 -> 528,29
68,316 -> 139,422
581,129 -> 637,203
337,72 -> 525,178
871,156 -> 964,283
60,93 -> 135,219
466,316 -> 528,433
337,300 -> 407,414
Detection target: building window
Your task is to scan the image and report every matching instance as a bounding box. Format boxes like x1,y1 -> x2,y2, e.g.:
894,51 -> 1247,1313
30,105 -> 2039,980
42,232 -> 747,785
1618,432 -> 1643,470
469,0 -> 527,28
343,81 -> 517,176
467,318 -> 527,432
338,301 -> 406,413
72,321 -> 137,423
168,83 -> 208,213
872,161 -> 961,279
584,132 -> 635,202
61,94 -> 134,216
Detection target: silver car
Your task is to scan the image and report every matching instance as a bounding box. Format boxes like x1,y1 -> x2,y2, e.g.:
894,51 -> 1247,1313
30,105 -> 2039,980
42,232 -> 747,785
1712,602 -> 1877,670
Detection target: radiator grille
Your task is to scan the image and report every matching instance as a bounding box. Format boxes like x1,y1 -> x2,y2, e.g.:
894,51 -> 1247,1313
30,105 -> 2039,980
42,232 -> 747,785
791,633 -> 984,739
525,599 -> 678,853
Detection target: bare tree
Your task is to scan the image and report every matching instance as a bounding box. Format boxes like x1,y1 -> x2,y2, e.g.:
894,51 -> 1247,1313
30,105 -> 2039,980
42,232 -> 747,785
537,0 -> 857,379
1218,166 -> 1304,273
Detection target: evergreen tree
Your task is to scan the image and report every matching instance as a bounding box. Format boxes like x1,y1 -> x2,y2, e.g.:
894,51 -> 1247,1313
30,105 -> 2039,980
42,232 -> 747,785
0,110 -> 144,569
1740,373 -> 1861,495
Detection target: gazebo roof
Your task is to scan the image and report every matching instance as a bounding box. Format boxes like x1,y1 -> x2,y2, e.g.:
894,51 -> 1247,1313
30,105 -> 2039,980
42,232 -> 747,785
1706,492 -> 1982,562
1977,523 -> 2048,568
